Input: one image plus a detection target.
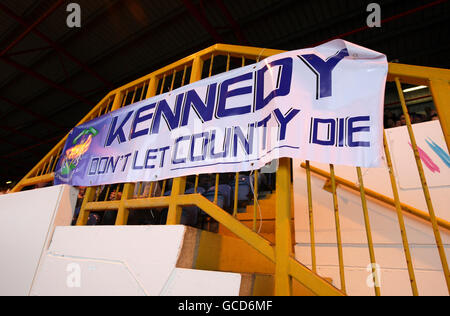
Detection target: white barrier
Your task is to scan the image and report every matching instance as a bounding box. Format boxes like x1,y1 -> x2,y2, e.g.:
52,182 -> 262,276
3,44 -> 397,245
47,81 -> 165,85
30,225 -> 242,296
0,185 -> 77,296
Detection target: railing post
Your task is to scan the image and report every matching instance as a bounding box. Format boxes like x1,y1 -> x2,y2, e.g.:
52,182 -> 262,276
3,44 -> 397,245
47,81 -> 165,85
115,183 -> 135,225
146,76 -> 158,99
166,55 -> 203,225
110,90 -> 124,112
166,177 -> 187,225
275,158 -> 293,296
76,186 -> 96,225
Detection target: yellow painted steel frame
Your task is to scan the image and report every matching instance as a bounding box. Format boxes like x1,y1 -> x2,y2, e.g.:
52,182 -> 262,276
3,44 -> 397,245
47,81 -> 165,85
11,43 -> 450,296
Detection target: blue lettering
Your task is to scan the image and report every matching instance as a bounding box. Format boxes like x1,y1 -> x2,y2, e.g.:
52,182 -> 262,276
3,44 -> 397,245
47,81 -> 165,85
122,153 -> 131,172
97,157 -> 109,174
190,132 -> 209,162
181,84 -> 217,126
105,111 -> 134,146
273,108 -> 300,141
255,57 -> 293,111
216,72 -> 253,118
172,136 -> 189,164
158,146 -> 170,168
210,128 -> 231,159
132,151 -> 143,170
348,116 -> 371,147
151,94 -> 183,134
233,124 -> 255,156
107,156 -> 119,173
130,103 -> 156,140
89,158 -> 99,175
257,114 -> 272,150
299,49 -> 349,99
144,149 -> 158,169
312,118 -> 336,146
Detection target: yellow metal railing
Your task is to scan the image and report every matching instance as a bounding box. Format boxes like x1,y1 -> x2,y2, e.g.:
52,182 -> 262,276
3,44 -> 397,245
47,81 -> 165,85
10,43 -> 450,296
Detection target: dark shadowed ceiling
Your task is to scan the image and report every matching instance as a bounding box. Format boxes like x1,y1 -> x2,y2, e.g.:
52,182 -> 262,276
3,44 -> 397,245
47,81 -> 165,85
0,0 -> 449,184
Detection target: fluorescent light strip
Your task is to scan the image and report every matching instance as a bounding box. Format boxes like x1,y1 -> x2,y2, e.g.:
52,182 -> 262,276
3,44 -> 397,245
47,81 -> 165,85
403,85 -> 428,93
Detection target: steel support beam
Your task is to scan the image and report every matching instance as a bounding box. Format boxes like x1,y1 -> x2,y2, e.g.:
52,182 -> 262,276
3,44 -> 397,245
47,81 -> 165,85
214,0 -> 248,45
1,56 -> 94,107
0,2 -> 113,89
0,0 -> 64,57
1,133 -> 65,159
0,95 -> 64,129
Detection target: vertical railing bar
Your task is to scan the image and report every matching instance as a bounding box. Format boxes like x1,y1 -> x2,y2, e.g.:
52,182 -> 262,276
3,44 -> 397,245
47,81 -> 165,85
104,185 -> 111,202
101,97 -> 112,115
106,96 -> 114,113
97,103 -> 104,117
209,53 -> 215,77
95,186 -> 101,202
115,185 -> 121,200
194,175 -> 199,193
137,182 -> 142,198
356,166 -> 380,296
170,70 -> 176,91
107,96 -> 113,112
159,74 -> 166,95
102,97 -> 109,115
214,174 -> 219,205
395,77 -> 450,293
329,164 -> 346,294
115,183 -> 135,225
44,158 -> 52,174
49,153 -> 57,173
226,53 -> 230,72
383,132 -> 419,296
161,180 -> 167,197
181,64 -> 188,87
141,182 -> 146,196
139,82 -> 147,101
121,89 -> 127,108
76,186 -> 96,225
38,161 -> 47,176
253,170 -> 259,232
305,160 -> 317,274
130,85 -> 138,104
233,172 -> 239,218
149,182 -> 155,198
99,102 -> 107,116
35,167 -> 41,177
45,155 -> 54,174
51,147 -> 63,172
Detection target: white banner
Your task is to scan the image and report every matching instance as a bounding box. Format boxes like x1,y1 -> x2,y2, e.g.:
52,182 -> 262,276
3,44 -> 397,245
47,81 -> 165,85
55,40 -> 388,187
